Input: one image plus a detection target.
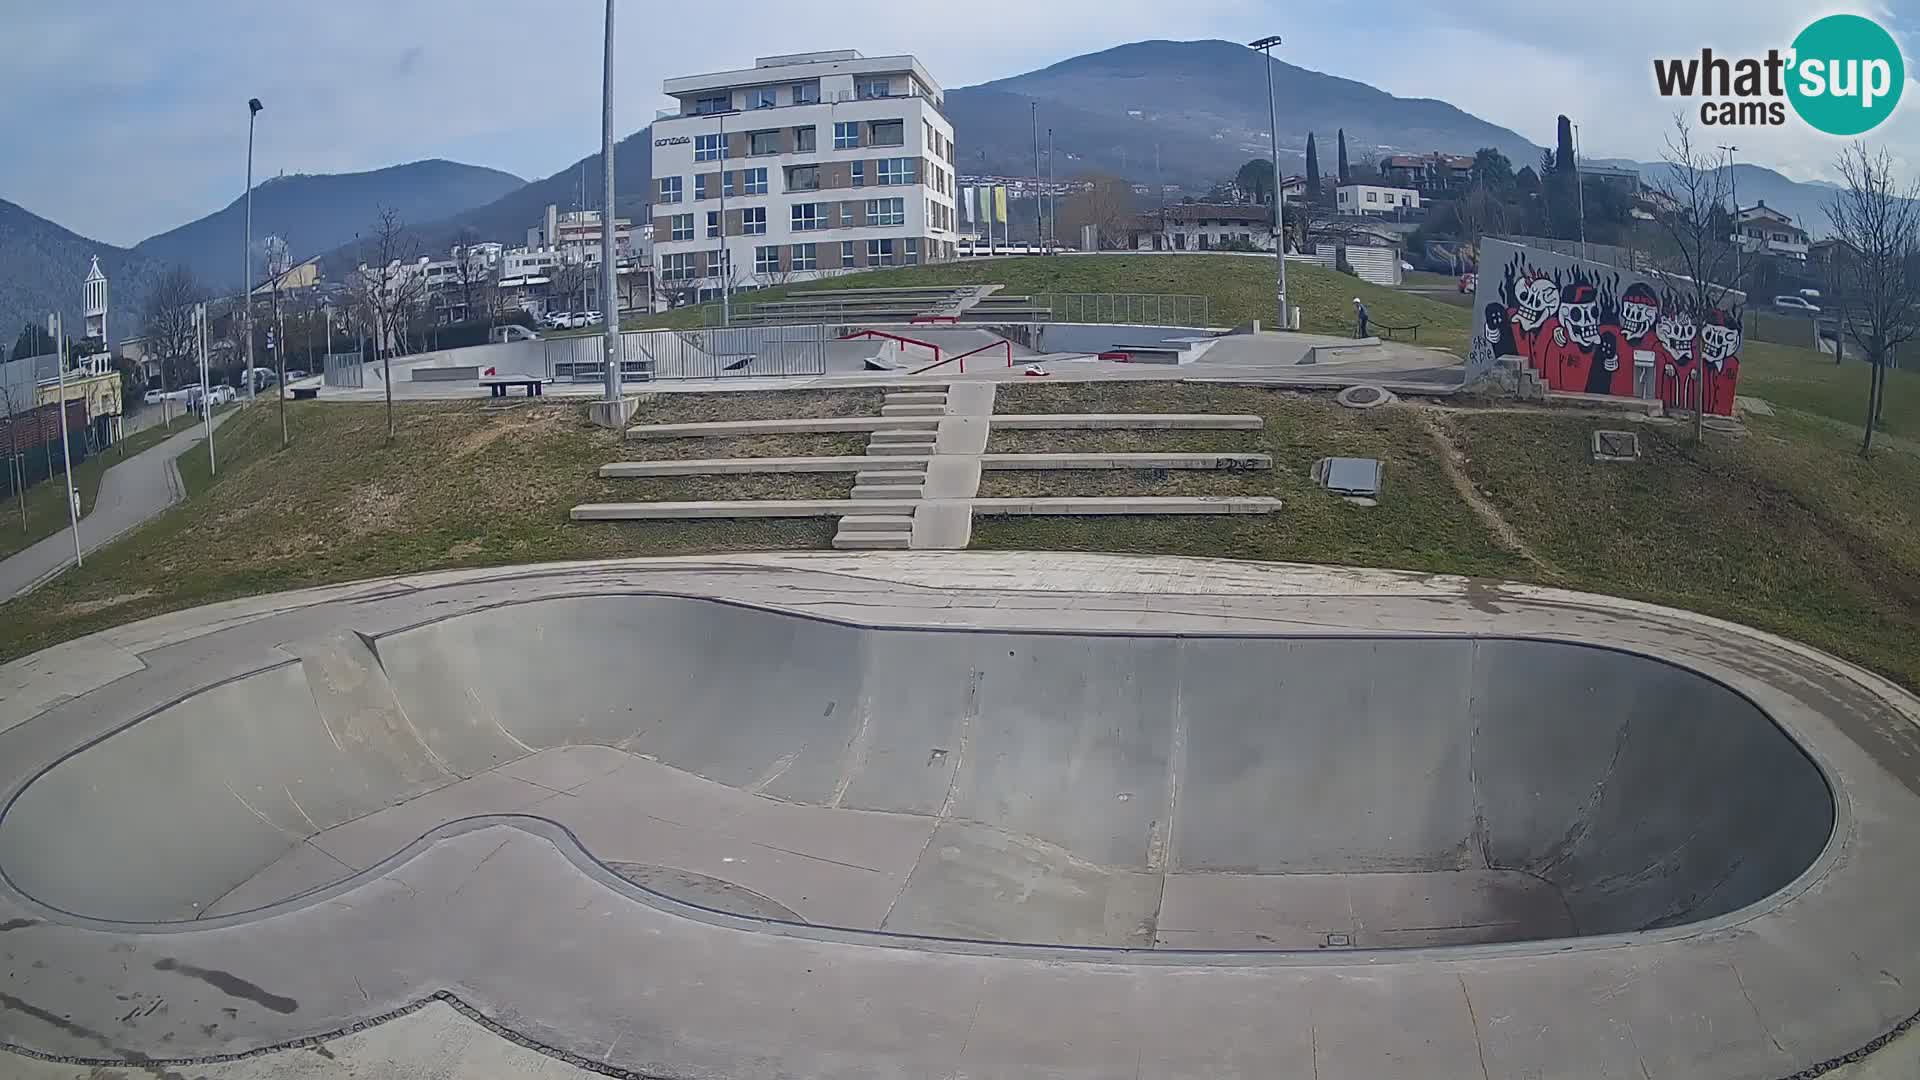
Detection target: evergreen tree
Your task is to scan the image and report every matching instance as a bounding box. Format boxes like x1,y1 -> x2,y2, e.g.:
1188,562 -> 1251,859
1556,115 -> 1576,174
1305,133 -> 1321,198
1337,129 -> 1351,184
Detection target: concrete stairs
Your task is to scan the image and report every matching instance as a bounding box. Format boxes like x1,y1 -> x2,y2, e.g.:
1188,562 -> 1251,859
834,390 -> 945,549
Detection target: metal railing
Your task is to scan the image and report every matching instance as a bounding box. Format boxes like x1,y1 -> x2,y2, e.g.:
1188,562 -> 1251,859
1037,293 -> 1211,327
322,352 -> 364,388
544,325 -> 827,381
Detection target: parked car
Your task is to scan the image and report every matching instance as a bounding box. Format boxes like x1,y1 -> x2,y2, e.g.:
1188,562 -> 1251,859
1774,295 -> 1822,315
583,310 -> 604,325
209,386 -> 237,405
284,369 -> 309,382
143,388 -> 166,405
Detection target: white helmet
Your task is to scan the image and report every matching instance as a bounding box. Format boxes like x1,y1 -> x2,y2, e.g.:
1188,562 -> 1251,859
1353,297 -> 1362,303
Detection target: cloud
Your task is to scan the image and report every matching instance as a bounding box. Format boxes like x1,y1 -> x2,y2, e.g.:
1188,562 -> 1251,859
0,0 -> 1912,245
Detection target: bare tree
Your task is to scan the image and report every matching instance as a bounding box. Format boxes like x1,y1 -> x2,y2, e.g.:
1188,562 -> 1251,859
352,206 -> 426,441
1451,183 -> 1508,257
0,378 -> 25,531
548,261 -> 587,319
139,265 -> 206,432
1058,174 -> 1134,249
258,237 -> 301,450
1825,142 -> 1920,457
1645,115 -> 1748,443
450,227 -> 498,326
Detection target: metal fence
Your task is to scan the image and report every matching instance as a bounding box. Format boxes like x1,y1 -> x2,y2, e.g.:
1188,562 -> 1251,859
544,325 -> 828,381
322,352 -> 364,388
1038,293 -> 1211,327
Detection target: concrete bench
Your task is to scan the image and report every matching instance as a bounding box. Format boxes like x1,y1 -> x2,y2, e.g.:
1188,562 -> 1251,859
479,374 -> 548,398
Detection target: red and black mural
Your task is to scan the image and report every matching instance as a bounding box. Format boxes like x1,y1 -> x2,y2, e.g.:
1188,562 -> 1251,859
1468,239 -> 1742,415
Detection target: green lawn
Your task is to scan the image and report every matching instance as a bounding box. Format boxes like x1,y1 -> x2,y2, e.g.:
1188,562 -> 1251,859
635,256 -> 1474,356
1737,340 -> 1918,442
0,414 -> 182,561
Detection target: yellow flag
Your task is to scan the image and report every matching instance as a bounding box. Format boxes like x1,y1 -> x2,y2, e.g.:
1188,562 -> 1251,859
994,186 -> 1009,224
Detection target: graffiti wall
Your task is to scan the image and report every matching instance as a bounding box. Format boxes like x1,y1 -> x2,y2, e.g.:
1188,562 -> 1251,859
1467,238 -> 1744,415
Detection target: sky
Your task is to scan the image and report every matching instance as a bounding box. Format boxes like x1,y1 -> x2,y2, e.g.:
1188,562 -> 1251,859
1,1 -> 1914,247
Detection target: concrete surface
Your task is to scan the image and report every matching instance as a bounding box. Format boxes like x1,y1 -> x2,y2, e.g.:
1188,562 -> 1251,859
986,413 -> 1264,430
0,411 -> 231,601
571,499 -> 905,519
969,496 -> 1283,515
3,553 -> 1916,1079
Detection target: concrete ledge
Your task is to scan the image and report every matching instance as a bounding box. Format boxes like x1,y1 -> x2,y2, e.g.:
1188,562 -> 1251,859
571,499 -> 910,520
971,496 -> 1282,516
627,416 -> 937,439
1547,391 -> 1664,416
600,456 -> 929,477
988,413 -> 1264,431
410,365 -> 480,382
981,453 -> 1271,470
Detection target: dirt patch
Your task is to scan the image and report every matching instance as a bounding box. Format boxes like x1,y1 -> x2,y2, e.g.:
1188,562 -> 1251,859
345,483 -> 409,538
1418,408 -> 1559,578
59,590 -> 156,618
448,404 -> 577,459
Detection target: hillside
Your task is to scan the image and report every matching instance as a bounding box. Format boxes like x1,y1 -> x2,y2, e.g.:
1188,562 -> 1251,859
950,39 -> 1542,185
133,159 -> 525,292
0,199 -> 164,351
316,135 -> 653,279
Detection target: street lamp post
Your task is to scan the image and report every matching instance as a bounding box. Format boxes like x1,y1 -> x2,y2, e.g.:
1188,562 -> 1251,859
1572,121 -> 1588,261
49,312 -> 80,568
244,97 -> 262,400
600,0 -> 623,401
1718,143 -> 1741,281
1249,35 -> 1288,330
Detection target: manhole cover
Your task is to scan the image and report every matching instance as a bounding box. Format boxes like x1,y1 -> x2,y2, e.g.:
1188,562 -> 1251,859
1324,932 -> 1353,948
1592,430 -> 1641,462
1336,384 -> 1396,410
1346,386 -> 1383,405
1318,457 -> 1382,497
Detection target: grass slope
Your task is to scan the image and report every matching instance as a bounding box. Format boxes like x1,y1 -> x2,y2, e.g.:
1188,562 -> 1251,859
635,255 -> 1472,355
0,416 -> 181,561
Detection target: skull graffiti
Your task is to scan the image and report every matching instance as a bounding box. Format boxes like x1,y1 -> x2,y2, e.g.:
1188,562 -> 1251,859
1516,276 -> 1558,330
1657,310 -> 1696,363
1619,284 -> 1659,341
1700,310 -> 1741,369
1558,283 -> 1601,349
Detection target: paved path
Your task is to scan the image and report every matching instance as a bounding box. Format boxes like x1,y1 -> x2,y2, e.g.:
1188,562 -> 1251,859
0,412 -> 231,601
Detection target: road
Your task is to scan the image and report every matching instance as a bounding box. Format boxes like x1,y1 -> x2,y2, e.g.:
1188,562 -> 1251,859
0,411 -> 230,601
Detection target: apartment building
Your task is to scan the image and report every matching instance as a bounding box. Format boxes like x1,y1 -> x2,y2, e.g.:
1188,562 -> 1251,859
650,50 -> 958,299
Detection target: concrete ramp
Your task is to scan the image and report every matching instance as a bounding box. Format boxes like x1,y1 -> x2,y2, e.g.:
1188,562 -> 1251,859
0,596 -> 1832,948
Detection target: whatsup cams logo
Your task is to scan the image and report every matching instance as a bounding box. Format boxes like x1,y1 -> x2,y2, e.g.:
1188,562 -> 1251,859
1653,14 -> 1905,134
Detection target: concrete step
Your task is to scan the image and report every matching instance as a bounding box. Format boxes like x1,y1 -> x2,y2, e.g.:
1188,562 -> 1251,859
869,442 -> 937,456
884,392 -> 948,405
837,514 -> 915,531
600,455 -> 928,477
849,484 -> 923,500
832,531 -> 913,550
869,427 -> 940,442
855,470 -> 927,485
879,404 -> 946,418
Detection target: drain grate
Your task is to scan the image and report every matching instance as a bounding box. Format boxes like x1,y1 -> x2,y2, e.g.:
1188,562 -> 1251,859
1591,430 -> 1642,462
1316,457 -> 1382,497
1324,932 -> 1353,948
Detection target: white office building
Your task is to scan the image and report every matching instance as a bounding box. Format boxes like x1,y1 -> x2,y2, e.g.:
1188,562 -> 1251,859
650,50 -> 958,300
1336,184 -> 1421,216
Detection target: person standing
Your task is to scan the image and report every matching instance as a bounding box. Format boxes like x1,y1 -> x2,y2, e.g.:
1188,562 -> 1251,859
1353,298 -> 1370,338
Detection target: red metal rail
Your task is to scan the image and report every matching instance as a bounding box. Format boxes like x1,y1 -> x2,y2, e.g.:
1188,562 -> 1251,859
948,338 -> 1014,373
838,328 -> 941,366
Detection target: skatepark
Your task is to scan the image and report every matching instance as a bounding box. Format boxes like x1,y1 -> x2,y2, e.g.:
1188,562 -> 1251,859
3,552 -> 1919,1078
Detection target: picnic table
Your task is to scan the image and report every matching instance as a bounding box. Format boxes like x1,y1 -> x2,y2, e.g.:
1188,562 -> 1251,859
480,374 -> 548,398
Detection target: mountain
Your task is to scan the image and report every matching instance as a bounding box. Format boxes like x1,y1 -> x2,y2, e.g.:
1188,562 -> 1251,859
948,39 -> 1543,186
1597,158 -> 1841,237
316,135 -> 653,277
133,159 -> 525,292
0,199 -> 164,353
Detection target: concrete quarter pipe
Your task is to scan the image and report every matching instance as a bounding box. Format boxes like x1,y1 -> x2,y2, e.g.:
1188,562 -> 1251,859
0,553 -> 1915,1080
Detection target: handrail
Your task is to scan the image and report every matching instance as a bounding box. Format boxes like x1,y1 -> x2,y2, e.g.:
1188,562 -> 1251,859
838,328 -> 941,366
947,338 -> 1014,372
909,314 -> 960,325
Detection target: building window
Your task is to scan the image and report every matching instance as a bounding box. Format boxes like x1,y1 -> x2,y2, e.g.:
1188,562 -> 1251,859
792,82 -> 818,105
833,122 -> 860,150
794,125 -> 816,153
693,95 -> 729,115
905,238 -> 920,265
741,207 -> 766,235
707,211 -> 721,238
661,253 -> 695,281
841,203 -> 855,226
1365,191 -> 1377,203
658,176 -> 682,204
749,129 -> 779,156
878,158 -> 912,185
852,161 -> 864,187
792,243 -> 817,271
867,197 -> 904,227
721,170 -> 734,198
755,245 -> 781,274
856,78 -> 890,99
785,164 -> 819,192
750,87 -> 776,110
870,119 -> 904,147
670,214 -> 693,242
842,240 -> 857,265
710,248 -> 730,274
743,168 -> 767,196
695,133 -> 724,162
792,203 -> 821,231
867,238 -> 894,264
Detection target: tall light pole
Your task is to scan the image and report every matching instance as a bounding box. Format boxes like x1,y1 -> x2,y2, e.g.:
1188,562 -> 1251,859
718,109 -> 731,326
244,97 -> 262,400
1249,36 -> 1288,330
600,0 -> 623,401
1718,144 -> 1741,278
1032,101 -> 1043,252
